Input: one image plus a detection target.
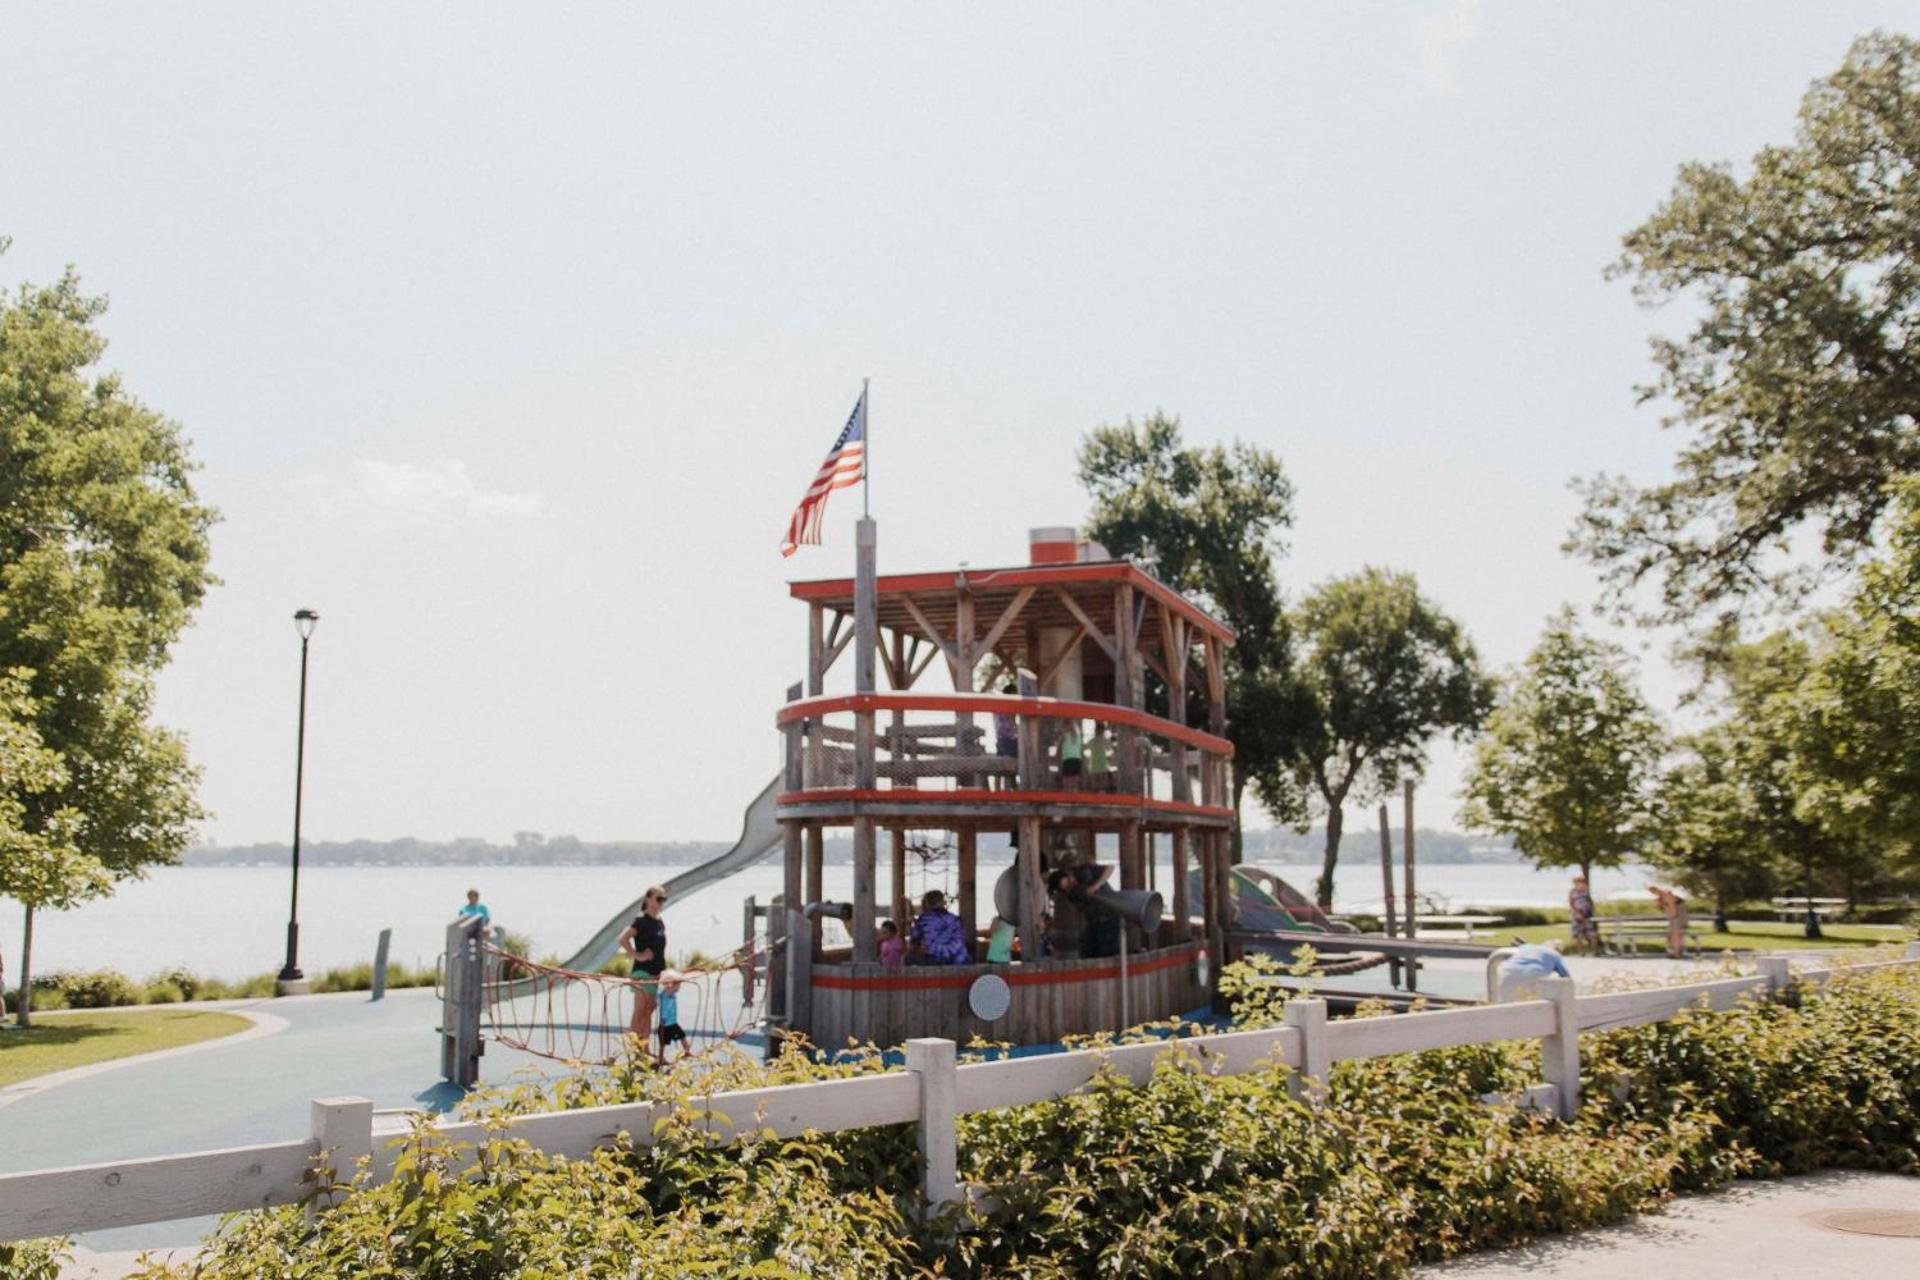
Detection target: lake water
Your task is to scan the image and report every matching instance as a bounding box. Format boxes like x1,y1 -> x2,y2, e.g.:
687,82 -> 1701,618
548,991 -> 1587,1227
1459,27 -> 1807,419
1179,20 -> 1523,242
0,857 -> 1653,982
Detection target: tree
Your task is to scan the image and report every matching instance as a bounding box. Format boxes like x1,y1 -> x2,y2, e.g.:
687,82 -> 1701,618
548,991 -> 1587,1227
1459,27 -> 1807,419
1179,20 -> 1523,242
1257,569 -> 1491,906
1078,413 -> 1307,857
1648,729 -> 1777,932
1460,611 -> 1664,884
1790,476 -> 1920,869
0,257 -> 215,1024
1573,33 -> 1920,626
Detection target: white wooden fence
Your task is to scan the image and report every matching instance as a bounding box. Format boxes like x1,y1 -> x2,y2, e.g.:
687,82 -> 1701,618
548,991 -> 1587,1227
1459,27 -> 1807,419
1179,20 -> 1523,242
2,945 -> 1915,1243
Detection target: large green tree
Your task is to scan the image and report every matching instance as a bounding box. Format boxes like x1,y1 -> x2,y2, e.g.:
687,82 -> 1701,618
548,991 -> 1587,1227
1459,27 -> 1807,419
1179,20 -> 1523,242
0,255 -> 215,1024
1256,569 -> 1491,907
1574,33 -> 1920,625
1078,413 -> 1307,857
1790,476 -> 1920,868
1460,611 -> 1664,884
1648,728 -> 1778,932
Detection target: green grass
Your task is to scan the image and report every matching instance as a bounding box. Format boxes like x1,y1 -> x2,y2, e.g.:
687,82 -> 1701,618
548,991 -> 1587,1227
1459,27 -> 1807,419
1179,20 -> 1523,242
0,1008 -> 253,1086
1497,918 -> 1913,954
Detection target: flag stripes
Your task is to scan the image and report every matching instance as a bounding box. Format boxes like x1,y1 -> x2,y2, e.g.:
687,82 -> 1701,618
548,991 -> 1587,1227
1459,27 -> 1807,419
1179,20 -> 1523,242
781,390 -> 867,556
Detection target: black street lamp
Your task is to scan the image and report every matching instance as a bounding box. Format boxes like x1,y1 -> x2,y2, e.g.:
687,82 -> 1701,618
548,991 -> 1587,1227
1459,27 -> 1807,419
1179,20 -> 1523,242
278,608 -> 319,993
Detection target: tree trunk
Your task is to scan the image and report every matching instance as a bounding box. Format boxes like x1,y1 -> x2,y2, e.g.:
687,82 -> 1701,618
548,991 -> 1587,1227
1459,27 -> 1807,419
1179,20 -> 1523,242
1580,859 -> 1591,885
1316,804 -> 1344,909
1230,774 -> 1247,864
1712,876 -> 1729,933
16,906 -> 33,1029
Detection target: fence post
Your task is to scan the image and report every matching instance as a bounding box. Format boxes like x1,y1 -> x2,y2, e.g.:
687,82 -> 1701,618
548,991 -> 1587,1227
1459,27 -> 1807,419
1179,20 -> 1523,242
1283,998 -> 1329,1108
1538,977 -> 1580,1121
1756,955 -> 1792,995
1907,941 -> 1920,961
371,928 -> 392,1002
904,1038 -> 959,1210
307,1097 -> 373,1223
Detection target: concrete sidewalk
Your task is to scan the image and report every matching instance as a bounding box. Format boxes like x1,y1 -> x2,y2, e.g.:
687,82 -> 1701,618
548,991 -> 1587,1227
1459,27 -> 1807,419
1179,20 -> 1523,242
1418,1170 -> 1920,1278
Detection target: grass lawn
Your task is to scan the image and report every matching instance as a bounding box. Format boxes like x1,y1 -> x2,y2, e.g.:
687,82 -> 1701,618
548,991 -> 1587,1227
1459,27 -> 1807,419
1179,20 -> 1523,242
0,1008 -> 252,1087
1496,919 -> 1914,955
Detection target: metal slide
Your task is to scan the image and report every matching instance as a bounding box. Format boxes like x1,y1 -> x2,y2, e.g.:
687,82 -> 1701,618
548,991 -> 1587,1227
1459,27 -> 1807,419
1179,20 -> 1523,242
555,775 -> 785,975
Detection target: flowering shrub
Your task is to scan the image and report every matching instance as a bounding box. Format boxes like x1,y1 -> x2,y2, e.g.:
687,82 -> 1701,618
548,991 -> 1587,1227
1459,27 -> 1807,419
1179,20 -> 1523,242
33,963 -> 1912,1280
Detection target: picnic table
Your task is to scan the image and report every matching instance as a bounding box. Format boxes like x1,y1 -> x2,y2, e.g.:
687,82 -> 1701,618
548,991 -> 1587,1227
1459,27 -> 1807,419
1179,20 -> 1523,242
1770,897 -> 1847,923
1413,914 -> 1505,941
1601,915 -> 1708,958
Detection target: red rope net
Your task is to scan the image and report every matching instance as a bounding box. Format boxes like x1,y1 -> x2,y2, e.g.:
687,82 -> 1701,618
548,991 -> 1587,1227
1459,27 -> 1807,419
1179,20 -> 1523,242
478,939 -> 769,1066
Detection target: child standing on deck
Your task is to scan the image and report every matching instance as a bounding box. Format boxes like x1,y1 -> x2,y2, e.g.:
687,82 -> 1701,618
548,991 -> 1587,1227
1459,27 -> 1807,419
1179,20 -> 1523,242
1086,724 -> 1113,791
879,919 -> 907,969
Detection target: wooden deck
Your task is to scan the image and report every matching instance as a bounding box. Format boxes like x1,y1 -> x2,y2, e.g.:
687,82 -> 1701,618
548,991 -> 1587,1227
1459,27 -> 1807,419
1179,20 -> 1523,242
807,943 -> 1207,1049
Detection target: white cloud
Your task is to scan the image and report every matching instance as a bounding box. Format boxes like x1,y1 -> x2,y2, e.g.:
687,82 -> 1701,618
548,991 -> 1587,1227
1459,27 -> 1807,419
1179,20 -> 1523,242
317,457 -> 545,532
1418,0 -> 1482,96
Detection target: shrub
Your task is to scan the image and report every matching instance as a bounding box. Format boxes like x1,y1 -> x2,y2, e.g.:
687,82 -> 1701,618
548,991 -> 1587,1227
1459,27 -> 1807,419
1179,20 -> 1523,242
154,966 -> 206,1001
0,1236 -> 69,1280
54,970 -> 142,1009
143,981 -> 185,1005
130,965 -> 1920,1279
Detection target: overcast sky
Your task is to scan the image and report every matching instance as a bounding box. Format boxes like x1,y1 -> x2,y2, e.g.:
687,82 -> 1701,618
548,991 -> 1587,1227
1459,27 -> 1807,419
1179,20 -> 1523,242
3,3 -> 1909,845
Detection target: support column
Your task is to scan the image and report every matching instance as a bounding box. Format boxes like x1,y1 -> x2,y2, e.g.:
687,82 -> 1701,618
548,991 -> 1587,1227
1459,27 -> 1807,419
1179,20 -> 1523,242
957,828 -> 978,959
1168,827 -> 1191,948
806,826 -> 825,953
1017,815 -> 1044,962
853,819 -> 878,962
891,826 -> 909,926
1115,583 -> 1141,796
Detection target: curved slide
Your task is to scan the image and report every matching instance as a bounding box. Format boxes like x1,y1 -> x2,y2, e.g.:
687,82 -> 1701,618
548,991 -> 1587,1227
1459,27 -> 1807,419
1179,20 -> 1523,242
554,774 -> 786,975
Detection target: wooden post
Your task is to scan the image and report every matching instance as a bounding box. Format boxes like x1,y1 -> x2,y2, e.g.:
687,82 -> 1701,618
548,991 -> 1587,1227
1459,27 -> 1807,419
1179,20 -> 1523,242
307,1097 -> 374,1223
1283,998 -> 1329,1107
805,826 -> 825,954
788,905 -> 813,1039
1017,815 -> 1044,962
853,818 -> 878,962
1212,829 -> 1233,1005
890,827 -> 909,927
1170,827 -> 1192,947
1378,804 -> 1400,986
904,1039 -> 960,1209
1538,976 -> 1580,1120
957,828 -> 978,960
1402,780 -> 1418,991
440,916 -> 483,1088
1166,612 -> 1190,804
1757,954 -> 1792,994
779,684 -> 804,1025
1119,819 -> 1143,893
1115,583 -> 1141,795
370,928 -> 391,1002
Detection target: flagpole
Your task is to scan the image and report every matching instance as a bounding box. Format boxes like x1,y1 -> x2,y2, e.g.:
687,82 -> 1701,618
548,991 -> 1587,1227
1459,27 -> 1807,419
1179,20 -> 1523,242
861,376 -> 871,517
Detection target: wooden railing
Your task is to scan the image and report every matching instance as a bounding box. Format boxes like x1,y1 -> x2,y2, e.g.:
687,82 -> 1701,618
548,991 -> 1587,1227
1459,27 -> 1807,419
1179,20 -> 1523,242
2,945 -> 1914,1243
776,692 -> 1234,813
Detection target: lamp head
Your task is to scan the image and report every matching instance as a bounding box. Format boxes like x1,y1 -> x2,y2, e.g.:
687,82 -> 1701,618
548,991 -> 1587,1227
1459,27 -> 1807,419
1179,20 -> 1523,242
294,608 -> 320,640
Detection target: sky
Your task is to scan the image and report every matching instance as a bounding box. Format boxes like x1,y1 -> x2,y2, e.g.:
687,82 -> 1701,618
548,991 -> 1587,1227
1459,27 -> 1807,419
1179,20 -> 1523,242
2,3 -> 1910,846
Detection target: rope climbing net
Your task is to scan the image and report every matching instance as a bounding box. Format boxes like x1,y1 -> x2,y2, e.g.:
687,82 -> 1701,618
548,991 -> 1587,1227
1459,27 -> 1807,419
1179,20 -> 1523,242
477,938 -> 771,1067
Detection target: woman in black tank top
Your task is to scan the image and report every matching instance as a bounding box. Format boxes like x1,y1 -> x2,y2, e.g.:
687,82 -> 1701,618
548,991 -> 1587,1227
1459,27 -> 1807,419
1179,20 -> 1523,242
619,885 -> 669,1050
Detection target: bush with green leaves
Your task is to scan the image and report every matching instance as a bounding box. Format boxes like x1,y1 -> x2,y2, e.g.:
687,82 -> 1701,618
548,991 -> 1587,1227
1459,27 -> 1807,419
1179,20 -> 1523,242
0,1237 -> 68,1280
65,962 -> 1920,1280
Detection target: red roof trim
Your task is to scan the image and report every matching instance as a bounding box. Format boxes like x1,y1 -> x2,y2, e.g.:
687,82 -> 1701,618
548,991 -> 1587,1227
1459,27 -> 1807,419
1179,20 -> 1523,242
787,561 -> 1235,644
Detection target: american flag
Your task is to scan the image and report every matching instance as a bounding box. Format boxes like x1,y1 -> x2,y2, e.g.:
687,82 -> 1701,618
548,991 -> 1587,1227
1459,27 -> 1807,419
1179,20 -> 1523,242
780,389 -> 866,556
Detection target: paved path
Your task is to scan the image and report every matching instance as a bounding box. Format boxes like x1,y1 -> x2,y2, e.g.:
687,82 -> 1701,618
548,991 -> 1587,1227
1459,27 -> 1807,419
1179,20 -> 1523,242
1417,1169 -> 1920,1277
0,987 -> 565,1253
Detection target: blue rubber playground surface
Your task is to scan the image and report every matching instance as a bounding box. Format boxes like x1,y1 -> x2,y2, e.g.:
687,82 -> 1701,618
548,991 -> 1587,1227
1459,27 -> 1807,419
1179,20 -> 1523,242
0,988 -> 570,1252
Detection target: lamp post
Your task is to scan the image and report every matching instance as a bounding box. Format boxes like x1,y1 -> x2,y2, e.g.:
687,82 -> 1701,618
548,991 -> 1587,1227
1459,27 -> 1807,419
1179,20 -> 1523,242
277,608 -> 319,995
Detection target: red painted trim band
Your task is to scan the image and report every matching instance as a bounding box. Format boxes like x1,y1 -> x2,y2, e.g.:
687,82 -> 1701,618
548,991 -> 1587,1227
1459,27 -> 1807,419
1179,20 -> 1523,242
776,692 -> 1234,757
776,789 -> 1234,820
810,945 -> 1200,991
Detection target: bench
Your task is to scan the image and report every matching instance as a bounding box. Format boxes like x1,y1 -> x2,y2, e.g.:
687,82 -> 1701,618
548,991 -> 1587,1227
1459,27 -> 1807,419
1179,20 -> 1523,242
1602,917 -> 1709,958
1413,915 -> 1505,941
1770,898 -> 1847,924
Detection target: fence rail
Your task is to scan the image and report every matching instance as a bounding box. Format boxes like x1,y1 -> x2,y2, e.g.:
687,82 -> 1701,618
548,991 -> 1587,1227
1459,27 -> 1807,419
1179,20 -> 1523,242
3,944 -> 1915,1243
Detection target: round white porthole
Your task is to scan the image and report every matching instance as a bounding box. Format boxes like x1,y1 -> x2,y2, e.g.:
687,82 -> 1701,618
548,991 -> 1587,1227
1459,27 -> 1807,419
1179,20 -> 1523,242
968,973 -> 1012,1022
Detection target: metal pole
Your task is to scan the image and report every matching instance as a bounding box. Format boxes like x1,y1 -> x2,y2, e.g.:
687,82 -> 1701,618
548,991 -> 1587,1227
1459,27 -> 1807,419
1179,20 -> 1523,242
1401,780 -> 1417,991
861,377 -> 870,517
280,630 -> 312,986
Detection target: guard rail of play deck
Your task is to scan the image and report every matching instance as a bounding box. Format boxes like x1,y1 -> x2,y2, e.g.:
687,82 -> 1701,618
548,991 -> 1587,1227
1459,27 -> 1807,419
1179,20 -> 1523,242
2,944 -> 1915,1243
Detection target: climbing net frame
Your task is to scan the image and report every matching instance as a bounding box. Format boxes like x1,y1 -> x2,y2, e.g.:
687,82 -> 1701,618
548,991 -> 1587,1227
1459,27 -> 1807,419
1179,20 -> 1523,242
477,937 -> 771,1067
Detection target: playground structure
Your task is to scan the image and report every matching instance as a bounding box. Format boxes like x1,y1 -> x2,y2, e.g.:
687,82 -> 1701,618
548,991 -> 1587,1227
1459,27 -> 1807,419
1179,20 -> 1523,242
767,522 -> 1239,1049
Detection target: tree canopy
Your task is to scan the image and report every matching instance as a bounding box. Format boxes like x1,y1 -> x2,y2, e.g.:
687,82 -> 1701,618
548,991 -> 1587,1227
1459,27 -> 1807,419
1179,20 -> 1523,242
1078,413 -> 1306,852
1573,32 -> 1920,625
1460,611 -> 1664,882
1255,568 -> 1491,906
0,256 -> 215,1021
